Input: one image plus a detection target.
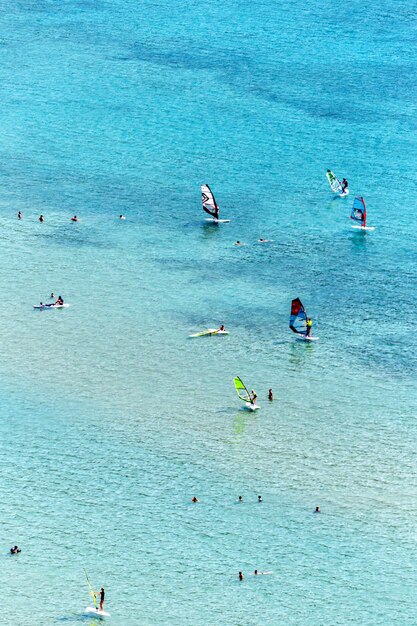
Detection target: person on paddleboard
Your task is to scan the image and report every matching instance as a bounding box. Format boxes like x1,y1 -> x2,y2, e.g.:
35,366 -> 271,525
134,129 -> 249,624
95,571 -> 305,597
218,325 -> 225,332
306,318 -> 313,337
54,295 -> 64,305
341,178 -> 348,193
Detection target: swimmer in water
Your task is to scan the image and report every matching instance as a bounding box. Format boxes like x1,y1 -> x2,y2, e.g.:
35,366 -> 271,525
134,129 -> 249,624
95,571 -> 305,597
119,215 -> 126,220
10,546 -> 21,554
50,293 -> 55,299
17,211 -> 22,219
191,497 -> 199,503
39,215 -> 44,222
258,495 -> 262,503
238,571 -> 244,581
71,215 -> 78,222
315,506 -> 321,513
268,388 -> 273,401
238,495 -> 243,502
234,241 -> 244,246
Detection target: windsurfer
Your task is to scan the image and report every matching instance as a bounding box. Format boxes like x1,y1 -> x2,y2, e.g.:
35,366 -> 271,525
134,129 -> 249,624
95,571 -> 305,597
97,587 -> 105,611
251,390 -> 257,404
341,178 -> 348,192
306,318 -> 313,337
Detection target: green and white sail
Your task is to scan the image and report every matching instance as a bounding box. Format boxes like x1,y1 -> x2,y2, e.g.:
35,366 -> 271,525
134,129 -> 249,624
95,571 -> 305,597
233,376 -> 253,404
84,569 -> 97,609
326,169 -> 343,194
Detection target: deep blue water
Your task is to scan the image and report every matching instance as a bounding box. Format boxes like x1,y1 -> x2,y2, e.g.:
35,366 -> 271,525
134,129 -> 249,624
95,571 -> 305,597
0,0 -> 416,624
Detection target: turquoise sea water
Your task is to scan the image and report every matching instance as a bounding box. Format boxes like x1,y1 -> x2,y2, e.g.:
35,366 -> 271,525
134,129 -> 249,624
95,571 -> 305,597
1,0 -> 417,624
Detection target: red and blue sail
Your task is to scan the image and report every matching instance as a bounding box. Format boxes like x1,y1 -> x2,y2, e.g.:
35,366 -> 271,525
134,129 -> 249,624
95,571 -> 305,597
351,196 -> 366,228
289,298 -> 307,335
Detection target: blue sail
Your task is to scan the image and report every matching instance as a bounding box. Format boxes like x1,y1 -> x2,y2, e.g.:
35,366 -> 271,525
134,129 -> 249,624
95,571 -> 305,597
350,196 -> 367,227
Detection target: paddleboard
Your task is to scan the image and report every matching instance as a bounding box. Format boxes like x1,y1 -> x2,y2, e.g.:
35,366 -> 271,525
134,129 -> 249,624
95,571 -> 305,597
85,606 -> 110,618
351,225 -> 375,231
205,218 -> 230,223
33,303 -> 70,310
189,329 -> 229,337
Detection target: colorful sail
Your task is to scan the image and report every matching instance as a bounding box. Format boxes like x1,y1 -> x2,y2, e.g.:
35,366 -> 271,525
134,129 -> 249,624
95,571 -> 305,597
233,376 -> 253,404
350,196 -> 366,227
201,184 -> 219,219
326,169 -> 343,194
289,298 -> 308,335
84,569 -> 97,609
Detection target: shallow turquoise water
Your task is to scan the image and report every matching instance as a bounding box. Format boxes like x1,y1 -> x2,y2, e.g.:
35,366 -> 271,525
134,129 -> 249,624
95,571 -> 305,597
0,0 -> 417,624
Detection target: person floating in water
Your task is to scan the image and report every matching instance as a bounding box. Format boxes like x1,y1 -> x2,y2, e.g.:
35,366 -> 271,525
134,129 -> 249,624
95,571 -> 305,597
268,389 -> 273,401
238,495 -> 243,502
191,497 -> 199,503
17,211 -> 22,219
71,215 -> 78,222
50,293 -> 55,299
119,214 -> 126,220
238,571 -> 244,581
315,506 -> 321,513
258,495 -> 263,503
39,215 -> 44,222
10,545 -> 21,554
341,178 -> 348,193
306,318 -> 313,337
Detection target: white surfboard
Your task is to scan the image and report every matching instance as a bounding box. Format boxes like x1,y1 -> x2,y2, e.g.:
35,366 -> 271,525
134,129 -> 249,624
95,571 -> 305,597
351,224 -> 375,231
243,402 -> 260,411
205,218 -> 230,223
296,335 -> 319,342
33,303 -> 70,310
85,606 -> 111,618
189,328 -> 229,338
339,189 -> 349,197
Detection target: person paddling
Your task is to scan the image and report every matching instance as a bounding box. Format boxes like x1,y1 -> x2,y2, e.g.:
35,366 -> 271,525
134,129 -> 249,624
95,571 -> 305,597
54,295 -> 64,306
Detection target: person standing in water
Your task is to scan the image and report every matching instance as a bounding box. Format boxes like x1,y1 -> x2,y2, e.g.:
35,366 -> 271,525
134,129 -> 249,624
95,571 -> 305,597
268,389 -> 273,401
17,211 -> 22,219
238,571 -> 244,581
39,215 -> 44,222
306,318 -> 313,337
